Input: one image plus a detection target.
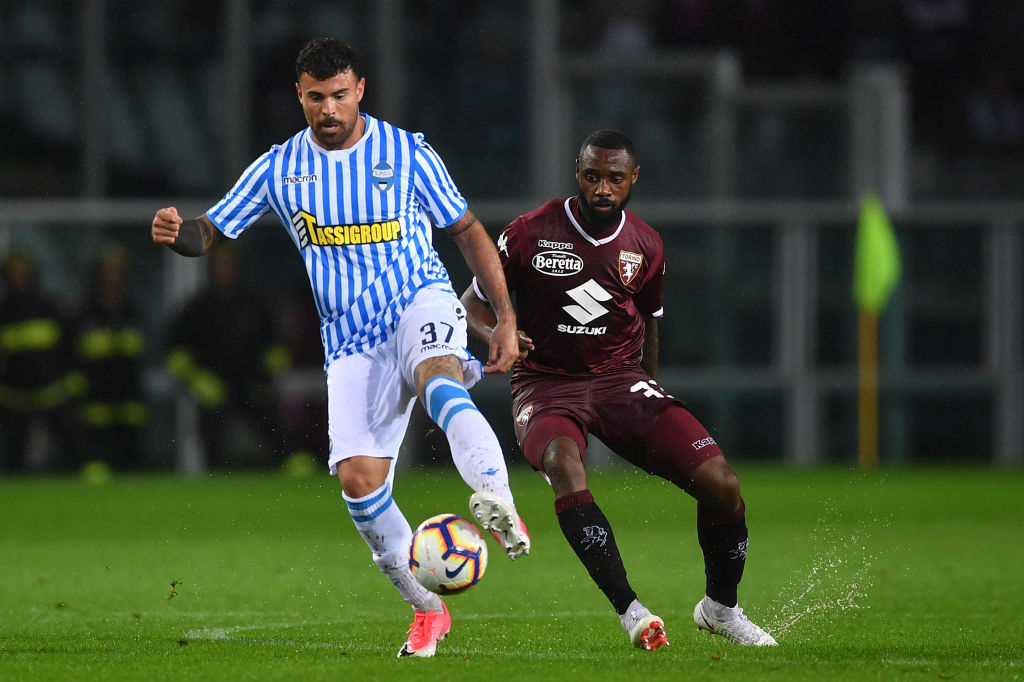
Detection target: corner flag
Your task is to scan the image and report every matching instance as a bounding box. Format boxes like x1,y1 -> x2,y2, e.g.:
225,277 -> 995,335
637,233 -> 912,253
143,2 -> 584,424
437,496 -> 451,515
853,194 -> 901,313
854,193 -> 901,469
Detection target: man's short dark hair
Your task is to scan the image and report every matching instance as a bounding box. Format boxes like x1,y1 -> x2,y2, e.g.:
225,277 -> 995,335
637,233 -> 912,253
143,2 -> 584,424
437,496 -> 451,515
295,37 -> 361,82
579,129 -> 638,167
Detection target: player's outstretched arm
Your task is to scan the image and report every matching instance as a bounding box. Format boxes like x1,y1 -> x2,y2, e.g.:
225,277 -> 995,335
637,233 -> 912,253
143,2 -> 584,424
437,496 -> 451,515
151,208 -> 226,257
460,285 -> 498,344
461,285 -> 533,365
447,210 -> 519,373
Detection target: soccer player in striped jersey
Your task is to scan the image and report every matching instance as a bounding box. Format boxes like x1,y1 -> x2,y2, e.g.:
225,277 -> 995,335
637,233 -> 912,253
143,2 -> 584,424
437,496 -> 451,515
151,37 -> 529,659
461,130 -> 777,649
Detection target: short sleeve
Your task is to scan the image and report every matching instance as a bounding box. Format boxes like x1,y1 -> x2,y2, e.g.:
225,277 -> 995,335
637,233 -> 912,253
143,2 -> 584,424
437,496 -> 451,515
635,234 -> 665,318
498,217 -> 526,294
206,151 -> 274,238
411,134 -> 468,229
472,218 -> 521,303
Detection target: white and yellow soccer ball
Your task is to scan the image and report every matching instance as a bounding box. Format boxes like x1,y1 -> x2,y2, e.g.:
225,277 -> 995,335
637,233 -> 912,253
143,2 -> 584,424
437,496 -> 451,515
409,513 -> 488,594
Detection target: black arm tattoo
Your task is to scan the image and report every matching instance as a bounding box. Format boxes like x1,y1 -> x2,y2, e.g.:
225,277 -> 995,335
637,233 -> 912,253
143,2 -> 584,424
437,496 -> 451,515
445,214 -> 477,237
170,218 -> 219,257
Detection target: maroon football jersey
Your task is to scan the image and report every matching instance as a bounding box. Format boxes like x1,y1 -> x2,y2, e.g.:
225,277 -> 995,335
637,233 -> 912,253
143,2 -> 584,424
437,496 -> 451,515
492,197 -> 665,377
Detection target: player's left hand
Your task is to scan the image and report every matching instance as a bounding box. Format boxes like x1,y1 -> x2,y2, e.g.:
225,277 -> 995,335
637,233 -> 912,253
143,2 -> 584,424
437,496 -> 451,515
484,316 -> 519,374
515,330 -> 534,362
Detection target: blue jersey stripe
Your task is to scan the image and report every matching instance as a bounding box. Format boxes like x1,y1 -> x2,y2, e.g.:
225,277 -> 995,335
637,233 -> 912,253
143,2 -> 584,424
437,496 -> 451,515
208,115 -> 464,367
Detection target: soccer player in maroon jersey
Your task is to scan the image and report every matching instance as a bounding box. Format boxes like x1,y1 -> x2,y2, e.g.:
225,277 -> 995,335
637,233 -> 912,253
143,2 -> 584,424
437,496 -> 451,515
461,129 -> 777,649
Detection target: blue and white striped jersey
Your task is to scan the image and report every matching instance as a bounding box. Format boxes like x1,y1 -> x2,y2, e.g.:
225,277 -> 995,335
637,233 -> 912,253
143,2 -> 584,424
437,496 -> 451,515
206,113 -> 468,368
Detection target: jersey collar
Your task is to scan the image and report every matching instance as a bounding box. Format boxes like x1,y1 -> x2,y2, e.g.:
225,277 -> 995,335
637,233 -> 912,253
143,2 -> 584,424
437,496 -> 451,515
563,197 -> 625,246
305,113 -> 373,158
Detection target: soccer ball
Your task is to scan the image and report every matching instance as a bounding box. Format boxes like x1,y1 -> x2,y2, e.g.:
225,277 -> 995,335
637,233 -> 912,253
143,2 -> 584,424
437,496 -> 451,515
409,513 -> 488,594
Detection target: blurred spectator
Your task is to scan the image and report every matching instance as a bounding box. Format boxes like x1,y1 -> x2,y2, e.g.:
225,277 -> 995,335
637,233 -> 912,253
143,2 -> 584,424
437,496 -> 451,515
165,246 -> 302,469
847,0 -> 904,63
564,0 -> 661,129
275,289 -> 329,460
658,0 -> 720,47
451,5 -> 528,194
594,0 -> 658,53
0,251 -> 82,473
720,0 -> 846,81
965,66 -> 1024,150
900,0 -> 973,147
73,244 -> 149,470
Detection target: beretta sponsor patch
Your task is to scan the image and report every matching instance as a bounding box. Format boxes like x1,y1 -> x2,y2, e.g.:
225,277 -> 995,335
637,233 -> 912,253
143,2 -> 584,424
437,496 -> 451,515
531,250 -> 584,276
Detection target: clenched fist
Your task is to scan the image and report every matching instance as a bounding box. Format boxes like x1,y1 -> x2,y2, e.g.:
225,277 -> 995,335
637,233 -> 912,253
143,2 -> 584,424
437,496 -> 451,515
152,207 -> 182,245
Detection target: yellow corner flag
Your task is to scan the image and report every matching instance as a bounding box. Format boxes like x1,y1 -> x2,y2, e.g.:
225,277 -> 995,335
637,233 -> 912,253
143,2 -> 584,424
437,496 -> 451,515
854,193 -> 901,313
854,193 -> 901,470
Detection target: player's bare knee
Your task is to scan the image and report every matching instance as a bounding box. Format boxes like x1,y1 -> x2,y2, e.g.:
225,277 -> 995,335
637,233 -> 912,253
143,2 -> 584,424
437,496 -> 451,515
695,456 -> 741,513
337,458 -> 389,497
542,437 -> 587,495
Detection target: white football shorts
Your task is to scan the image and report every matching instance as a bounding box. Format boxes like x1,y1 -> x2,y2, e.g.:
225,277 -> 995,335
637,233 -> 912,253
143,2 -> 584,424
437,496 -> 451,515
326,284 -> 483,476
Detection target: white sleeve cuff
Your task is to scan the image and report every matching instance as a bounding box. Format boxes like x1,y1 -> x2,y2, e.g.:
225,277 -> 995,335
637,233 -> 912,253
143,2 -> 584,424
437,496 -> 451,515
471,277 -> 489,302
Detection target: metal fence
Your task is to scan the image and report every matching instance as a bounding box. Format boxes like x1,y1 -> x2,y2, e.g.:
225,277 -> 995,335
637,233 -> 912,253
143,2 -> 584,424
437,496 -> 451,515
1,199 -> 1020,469
1,0 -> 1022,469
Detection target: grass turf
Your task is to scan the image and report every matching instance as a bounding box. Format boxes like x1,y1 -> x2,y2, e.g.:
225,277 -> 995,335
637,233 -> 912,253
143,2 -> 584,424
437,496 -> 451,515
1,464 -> 1022,681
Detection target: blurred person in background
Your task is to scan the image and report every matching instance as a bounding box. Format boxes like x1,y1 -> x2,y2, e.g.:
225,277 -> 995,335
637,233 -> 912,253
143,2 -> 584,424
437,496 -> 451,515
0,251 -> 82,473
74,244 -> 149,471
275,287 -> 330,467
462,129 -> 777,650
165,245 -> 300,469
150,36 -> 529,659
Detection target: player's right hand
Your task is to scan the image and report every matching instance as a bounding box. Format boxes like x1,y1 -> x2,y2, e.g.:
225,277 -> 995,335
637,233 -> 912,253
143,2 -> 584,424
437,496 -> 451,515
152,206 -> 182,245
484,315 -> 520,374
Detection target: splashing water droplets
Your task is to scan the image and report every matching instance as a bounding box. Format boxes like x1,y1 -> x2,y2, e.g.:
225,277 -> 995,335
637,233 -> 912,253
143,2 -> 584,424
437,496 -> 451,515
766,492 -> 883,639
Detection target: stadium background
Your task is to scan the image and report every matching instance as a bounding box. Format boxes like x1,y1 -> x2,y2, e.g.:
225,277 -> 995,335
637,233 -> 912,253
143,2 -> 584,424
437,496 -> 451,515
1,0 -> 1021,471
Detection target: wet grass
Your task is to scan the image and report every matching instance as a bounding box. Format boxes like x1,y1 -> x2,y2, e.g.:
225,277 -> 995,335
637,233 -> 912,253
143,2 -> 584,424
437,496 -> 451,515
1,464 -> 1021,681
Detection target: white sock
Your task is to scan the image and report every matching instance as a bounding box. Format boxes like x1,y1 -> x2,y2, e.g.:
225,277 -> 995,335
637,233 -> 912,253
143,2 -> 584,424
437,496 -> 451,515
423,376 -> 513,502
343,482 -> 439,611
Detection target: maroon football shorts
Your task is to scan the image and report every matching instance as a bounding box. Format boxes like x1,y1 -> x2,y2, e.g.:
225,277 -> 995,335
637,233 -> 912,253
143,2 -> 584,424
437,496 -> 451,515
511,366 -> 723,479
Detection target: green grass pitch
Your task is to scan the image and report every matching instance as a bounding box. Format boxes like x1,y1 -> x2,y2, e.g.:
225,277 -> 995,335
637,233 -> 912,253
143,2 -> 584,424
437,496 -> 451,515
1,464 -> 1022,681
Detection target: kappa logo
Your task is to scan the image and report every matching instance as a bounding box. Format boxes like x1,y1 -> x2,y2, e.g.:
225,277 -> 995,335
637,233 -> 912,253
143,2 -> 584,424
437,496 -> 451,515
515,404 -> 534,426
619,250 -> 643,285
538,239 -> 574,250
372,162 -> 394,192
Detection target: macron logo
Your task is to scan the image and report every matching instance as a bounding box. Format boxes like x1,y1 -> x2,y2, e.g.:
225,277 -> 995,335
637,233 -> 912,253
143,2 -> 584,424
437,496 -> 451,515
283,174 -> 318,184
